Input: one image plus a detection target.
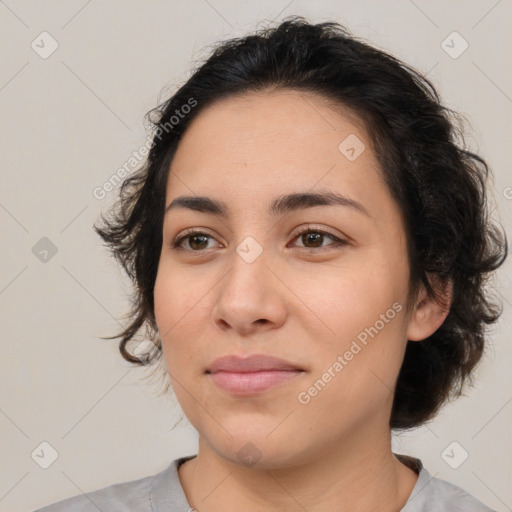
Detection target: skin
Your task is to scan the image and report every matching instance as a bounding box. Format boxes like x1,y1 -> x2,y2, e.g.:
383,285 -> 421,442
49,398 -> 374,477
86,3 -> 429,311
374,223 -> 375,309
153,88 -> 452,512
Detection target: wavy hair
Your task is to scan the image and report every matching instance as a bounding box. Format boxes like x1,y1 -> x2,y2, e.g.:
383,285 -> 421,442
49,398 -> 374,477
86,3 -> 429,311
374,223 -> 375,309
94,16 -> 508,429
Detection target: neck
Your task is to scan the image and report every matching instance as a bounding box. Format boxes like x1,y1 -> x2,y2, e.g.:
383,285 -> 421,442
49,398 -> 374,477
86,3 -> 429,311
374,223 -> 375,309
178,423 -> 418,512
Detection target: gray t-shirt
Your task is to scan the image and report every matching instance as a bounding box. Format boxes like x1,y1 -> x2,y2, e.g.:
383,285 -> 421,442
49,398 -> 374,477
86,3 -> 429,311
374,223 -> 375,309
33,453 -> 496,512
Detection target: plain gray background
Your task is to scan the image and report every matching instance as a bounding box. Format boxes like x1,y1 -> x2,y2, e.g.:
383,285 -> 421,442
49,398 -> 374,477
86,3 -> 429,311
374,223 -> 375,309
1,1 -> 511,511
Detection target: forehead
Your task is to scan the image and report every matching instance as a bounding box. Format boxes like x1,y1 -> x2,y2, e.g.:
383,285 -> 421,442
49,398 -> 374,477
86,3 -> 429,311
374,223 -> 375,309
172,88 -> 371,167
165,89 -> 396,221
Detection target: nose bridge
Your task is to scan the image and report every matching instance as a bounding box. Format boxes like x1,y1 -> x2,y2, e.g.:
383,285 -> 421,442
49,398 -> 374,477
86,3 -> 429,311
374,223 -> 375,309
224,234 -> 270,299
212,233 -> 287,332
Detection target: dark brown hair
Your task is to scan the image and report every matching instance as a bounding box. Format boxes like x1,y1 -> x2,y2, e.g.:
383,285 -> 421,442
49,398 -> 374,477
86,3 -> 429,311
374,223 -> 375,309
94,16 -> 507,430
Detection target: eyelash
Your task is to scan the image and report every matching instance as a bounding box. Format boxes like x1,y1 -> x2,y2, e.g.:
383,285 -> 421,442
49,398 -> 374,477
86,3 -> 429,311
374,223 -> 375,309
171,225 -> 347,253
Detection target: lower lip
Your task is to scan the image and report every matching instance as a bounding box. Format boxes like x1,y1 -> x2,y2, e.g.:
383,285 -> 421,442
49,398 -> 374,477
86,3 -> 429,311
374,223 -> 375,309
209,370 -> 303,395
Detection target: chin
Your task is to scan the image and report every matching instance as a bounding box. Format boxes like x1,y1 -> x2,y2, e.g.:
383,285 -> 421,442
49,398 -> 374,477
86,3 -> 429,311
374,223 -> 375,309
200,425 -> 310,470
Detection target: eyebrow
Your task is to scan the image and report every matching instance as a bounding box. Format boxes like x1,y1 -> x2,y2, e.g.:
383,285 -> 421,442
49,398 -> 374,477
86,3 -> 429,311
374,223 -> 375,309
165,191 -> 371,218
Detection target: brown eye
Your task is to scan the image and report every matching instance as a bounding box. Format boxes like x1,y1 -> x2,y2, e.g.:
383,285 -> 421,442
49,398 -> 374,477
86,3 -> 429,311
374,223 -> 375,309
292,228 -> 346,250
173,231 -> 217,251
301,232 -> 324,248
187,234 -> 210,250
172,227 -> 346,253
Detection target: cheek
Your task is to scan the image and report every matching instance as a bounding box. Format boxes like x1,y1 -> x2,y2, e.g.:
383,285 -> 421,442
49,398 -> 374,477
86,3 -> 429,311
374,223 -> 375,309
153,268 -> 198,414
153,263 -> 212,373
294,255 -> 409,395
153,269 -> 177,335
154,262 -> 203,330
154,266 -> 187,364
293,256 -> 402,338
297,313 -> 407,432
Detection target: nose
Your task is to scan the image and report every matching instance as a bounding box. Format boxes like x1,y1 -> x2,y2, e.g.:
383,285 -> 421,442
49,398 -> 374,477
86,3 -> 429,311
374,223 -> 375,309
212,246 -> 287,337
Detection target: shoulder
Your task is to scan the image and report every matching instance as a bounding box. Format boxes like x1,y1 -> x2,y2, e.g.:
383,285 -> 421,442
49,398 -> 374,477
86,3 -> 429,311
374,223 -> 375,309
427,475 -> 497,512
397,454 -> 496,512
31,469 -> 160,512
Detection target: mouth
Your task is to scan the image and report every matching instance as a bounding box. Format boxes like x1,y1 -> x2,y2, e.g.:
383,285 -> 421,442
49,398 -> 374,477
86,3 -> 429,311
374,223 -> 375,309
205,354 -> 305,396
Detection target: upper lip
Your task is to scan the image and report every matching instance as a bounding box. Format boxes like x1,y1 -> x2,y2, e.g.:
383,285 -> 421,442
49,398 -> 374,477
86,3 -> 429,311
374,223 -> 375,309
206,354 -> 303,373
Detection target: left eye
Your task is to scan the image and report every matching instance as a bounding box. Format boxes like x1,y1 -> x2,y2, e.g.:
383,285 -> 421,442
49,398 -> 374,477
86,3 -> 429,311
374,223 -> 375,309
291,228 -> 345,250
172,227 -> 346,252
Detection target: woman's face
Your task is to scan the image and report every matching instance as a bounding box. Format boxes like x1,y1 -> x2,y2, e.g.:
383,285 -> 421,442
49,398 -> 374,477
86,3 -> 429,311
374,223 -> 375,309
154,89 -> 419,468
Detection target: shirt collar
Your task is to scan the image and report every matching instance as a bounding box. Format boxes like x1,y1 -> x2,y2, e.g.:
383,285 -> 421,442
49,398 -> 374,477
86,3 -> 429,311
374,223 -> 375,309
149,453 -> 433,512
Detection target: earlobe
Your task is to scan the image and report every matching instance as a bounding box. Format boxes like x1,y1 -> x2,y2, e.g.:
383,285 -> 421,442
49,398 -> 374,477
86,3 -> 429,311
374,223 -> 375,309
406,275 -> 453,342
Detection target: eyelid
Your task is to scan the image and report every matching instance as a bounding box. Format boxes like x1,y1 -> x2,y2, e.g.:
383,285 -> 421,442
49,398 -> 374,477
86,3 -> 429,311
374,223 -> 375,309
171,224 -> 347,251
171,227 -> 222,249
289,224 -> 344,245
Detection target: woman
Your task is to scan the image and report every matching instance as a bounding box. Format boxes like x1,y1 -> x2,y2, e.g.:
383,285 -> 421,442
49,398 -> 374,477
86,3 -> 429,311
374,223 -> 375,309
34,16 -> 507,512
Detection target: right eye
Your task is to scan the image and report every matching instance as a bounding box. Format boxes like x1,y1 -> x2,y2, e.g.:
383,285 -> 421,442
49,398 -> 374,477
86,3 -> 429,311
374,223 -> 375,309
172,229 -> 221,252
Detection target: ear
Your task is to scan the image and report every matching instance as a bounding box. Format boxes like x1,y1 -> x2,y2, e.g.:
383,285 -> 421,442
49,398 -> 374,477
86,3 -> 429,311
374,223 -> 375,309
406,273 -> 453,342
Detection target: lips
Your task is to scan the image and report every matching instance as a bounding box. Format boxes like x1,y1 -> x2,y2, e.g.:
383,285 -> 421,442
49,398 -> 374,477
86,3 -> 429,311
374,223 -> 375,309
206,354 -> 304,395
206,354 -> 303,374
